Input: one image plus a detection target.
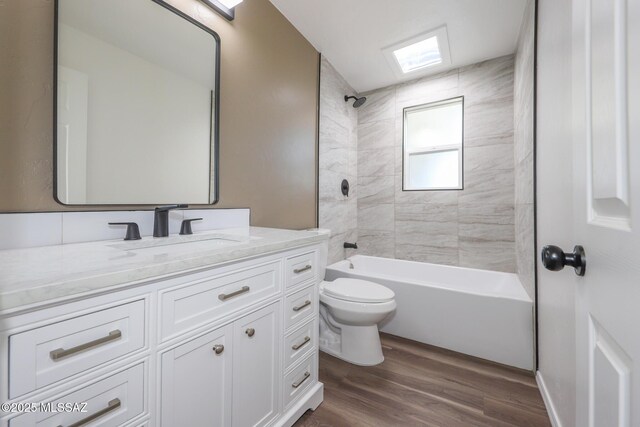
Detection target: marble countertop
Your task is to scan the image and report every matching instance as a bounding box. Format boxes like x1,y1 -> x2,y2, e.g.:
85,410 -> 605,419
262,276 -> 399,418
0,227 -> 328,314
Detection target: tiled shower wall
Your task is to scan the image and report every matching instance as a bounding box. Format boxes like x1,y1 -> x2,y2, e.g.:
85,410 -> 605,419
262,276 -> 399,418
319,58 -> 358,264
514,0 -> 536,299
356,56 -> 518,272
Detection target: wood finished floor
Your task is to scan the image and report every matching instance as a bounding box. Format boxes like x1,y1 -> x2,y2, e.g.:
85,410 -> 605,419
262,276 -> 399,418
295,333 -> 551,427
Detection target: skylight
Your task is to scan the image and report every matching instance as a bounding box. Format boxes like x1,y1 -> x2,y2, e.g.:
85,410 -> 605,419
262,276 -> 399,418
393,36 -> 442,73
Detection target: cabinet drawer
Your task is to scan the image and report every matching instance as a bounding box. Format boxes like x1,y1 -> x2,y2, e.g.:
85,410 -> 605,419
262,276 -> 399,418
285,250 -> 317,289
9,300 -> 145,398
284,318 -> 317,371
160,261 -> 281,341
283,353 -> 317,410
284,284 -> 317,331
9,363 -> 145,426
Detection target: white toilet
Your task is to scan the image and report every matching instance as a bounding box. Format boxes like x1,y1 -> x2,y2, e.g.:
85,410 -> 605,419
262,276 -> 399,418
318,278 -> 396,366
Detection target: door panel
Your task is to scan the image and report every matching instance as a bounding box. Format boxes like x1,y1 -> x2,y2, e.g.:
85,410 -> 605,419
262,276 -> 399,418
572,0 -> 640,425
160,324 -> 233,427
233,302 -> 281,427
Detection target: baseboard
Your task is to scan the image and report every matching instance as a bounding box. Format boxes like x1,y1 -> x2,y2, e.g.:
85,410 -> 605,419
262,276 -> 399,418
536,371 -> 562,427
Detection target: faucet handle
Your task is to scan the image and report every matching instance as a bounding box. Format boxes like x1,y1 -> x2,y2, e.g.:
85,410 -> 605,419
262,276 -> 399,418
109,222 -> 141,241
180,218 -> 203,235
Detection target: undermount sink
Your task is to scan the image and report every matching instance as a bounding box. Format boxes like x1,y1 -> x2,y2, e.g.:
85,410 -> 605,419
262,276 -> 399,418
108,233 -> 250,255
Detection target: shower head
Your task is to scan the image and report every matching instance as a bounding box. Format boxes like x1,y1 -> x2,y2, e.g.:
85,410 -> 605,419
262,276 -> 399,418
344,95 -> 367,108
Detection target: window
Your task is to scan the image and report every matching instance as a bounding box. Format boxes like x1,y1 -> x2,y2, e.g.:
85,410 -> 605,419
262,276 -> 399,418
403,97 -> 464,190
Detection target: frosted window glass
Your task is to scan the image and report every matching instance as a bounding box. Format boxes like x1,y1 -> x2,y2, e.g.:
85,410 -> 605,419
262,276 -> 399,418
408,150 -> 459,188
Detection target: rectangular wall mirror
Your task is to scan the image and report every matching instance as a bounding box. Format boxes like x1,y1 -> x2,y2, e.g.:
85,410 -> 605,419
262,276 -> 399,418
55,0 -> 219,205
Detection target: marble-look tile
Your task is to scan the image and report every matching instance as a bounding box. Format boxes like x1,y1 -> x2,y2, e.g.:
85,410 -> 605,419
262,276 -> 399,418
319,169 -> 350,202
358,119 -> 395,150
459,222 -> 515,244
358,204 -> 394,231
464,98 -> 514,140
395,218 -> 458,248
319,146 -> 349,175
358,148 -> 394,177
465,143 -> 514,173
396,69 -> 459,109
0,213 -> 62,250
358,88 -> 396,124
459,55 -> 515,105
459,240 -> 517,273
514,100 -> 534,163
515,203 -> 535,299
327,229 -> 358,265
395,244 -> 459,266
465,133 -> 514,148
395,203 -> 457,223
394,175 -> 459,205
515,152 -> 534,205
358,229 -> 395,258
358,175 -> 395,205
458,203 -> 514,225
319,201 -> 349,236
459,168 -> 514,205
319,111 -> 349,151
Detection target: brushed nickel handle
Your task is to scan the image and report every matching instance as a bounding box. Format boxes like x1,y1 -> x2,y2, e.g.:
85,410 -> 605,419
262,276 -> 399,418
293,265 -> 312,274
50,330 -> 122,361
57,398 -> 121,427
246,328 -> 255,337
219,286 -> 250,301
213,344 -> 224,355
292,371 -> 311,388
292,336 -> 311,351
293,300 -> 311,312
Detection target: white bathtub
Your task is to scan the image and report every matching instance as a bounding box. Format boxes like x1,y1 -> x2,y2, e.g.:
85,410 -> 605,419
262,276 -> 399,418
324,255 -> 534,370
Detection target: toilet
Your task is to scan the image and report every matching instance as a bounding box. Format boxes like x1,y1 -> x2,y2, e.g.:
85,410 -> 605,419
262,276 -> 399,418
318,278 -> 396,366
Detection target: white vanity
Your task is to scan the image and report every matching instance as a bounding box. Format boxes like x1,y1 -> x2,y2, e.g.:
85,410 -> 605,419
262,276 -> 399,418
0,226 -> 329,427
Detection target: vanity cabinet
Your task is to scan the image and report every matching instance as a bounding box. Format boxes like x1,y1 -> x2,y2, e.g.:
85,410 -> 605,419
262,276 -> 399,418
0,241 -> 326,427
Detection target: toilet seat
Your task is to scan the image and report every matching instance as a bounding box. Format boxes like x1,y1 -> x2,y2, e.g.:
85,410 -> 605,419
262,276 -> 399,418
321,278 -> 395,303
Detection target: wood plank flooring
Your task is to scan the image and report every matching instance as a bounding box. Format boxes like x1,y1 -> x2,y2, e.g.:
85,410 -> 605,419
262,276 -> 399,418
295,333 -> 551,427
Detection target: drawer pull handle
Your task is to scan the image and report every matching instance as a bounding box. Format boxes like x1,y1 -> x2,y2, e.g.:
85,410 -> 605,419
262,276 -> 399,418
57,398 -> 121,427
292,371 -> 311,388
50,330 -> 122,361
246,328 -> 255,337
213,344 -> 225,355
292,336 -> 311,351
293,300 -> 311,312
293,265 -> 312,274
219,286 -> 250,301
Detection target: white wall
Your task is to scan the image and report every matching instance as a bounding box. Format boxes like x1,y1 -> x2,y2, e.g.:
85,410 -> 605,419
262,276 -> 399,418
537,0 -> 577,425
58,24 -> 212,204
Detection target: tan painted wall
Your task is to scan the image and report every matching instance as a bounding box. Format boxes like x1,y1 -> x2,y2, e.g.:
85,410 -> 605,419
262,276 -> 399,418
0,0 -> 319,229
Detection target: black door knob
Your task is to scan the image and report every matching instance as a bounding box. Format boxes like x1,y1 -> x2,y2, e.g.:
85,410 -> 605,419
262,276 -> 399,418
541,245 -> 586,276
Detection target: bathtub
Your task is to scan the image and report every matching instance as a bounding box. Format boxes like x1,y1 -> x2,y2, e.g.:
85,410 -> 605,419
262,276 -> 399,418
324,255 -> 534,370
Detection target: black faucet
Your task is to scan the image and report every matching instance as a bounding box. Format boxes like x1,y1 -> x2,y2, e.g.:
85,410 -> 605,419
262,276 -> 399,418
153,205 -> 188,237
343,242 -> 358,249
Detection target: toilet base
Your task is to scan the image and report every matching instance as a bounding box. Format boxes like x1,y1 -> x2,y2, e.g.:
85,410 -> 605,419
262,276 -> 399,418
319,317 -> 385,366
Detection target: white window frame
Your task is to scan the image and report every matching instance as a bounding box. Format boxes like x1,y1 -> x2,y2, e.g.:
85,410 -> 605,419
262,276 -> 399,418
402,97 -> 464,191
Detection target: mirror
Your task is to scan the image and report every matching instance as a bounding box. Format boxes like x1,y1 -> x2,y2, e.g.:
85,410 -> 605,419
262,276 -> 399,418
55,0 -> 219,205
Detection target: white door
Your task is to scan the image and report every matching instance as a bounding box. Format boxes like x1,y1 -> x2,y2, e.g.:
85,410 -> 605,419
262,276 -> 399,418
160,324 -> 233,427
541,0 -> 640,425
233,303 -> 281,427
572,0 -> 640,425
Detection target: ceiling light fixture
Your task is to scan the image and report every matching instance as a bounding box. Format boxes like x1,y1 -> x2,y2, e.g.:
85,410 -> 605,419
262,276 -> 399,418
383,26 -> 452,79
200,0 -> 243,21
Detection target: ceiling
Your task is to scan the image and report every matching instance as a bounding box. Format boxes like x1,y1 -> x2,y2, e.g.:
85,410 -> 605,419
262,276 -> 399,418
269,0 -> 528,93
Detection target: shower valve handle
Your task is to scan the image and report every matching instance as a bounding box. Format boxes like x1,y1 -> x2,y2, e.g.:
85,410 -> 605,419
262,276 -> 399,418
541,245 -> 586,276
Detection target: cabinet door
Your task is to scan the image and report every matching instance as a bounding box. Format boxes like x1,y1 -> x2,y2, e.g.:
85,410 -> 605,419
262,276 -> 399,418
233,303 -> 281,427
160,324 -> 232,427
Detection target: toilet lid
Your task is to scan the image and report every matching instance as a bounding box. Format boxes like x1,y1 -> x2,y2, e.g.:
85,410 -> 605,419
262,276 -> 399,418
322,278 -> 395,303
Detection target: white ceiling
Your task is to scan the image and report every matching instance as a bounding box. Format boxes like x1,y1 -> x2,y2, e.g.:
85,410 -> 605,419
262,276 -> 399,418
269,0 -> 528,93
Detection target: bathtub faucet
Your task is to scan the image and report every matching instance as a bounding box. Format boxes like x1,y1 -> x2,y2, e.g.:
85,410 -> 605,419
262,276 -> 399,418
344,242 -> 358,249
